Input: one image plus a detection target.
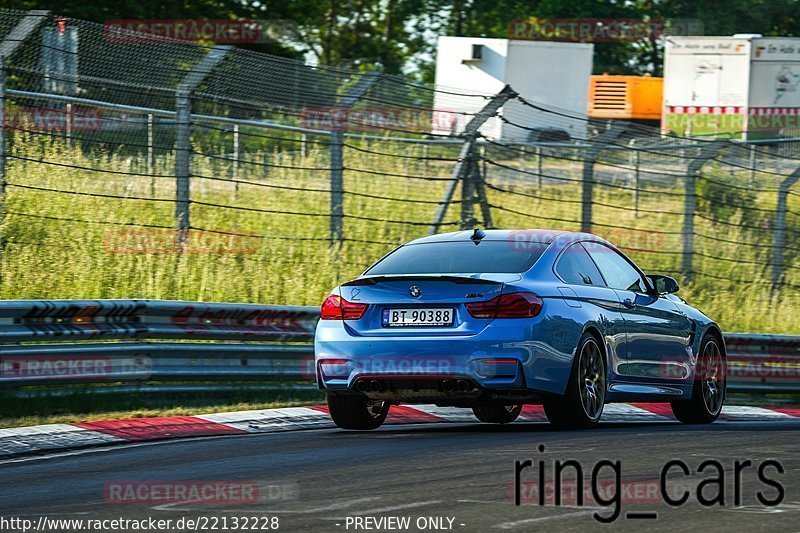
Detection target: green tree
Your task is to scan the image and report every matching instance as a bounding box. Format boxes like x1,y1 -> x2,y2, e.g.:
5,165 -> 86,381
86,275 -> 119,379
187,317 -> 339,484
5,0 -> 800,78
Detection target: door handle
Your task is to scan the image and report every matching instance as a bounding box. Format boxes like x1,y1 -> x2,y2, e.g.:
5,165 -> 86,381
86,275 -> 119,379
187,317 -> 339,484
622,298 -> 635,309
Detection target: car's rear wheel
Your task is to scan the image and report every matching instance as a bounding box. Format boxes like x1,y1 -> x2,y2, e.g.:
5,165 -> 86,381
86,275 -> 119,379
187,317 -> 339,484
472,404 -> 522,424
671,334 -> 726,424
543,332 -> 606,429
327,394 -> 389,430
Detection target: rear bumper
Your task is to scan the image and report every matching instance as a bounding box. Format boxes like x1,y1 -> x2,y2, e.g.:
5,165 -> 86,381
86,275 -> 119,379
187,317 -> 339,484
314,317 -> 573,397
335,375 -> 548,406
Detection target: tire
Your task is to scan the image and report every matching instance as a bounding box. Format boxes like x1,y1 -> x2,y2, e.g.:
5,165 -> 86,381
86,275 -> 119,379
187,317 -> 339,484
543,332 -> 606,429
327,394 -> 389,430
671,334 -> 726,424
472,404 -> 522,424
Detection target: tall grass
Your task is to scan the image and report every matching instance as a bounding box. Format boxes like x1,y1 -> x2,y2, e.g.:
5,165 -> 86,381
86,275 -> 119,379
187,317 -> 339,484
1,130 -> 798,334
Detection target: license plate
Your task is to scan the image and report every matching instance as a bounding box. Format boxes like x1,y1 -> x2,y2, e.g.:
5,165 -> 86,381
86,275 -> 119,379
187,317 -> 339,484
382,308 -> 454,327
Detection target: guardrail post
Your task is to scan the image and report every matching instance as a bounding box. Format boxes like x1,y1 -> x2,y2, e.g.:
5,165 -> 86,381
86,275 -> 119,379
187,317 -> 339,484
681,140 -> 724,281
173,45 -> 231,247
429,85 -> 517,234
328,72 -> 379,245
580,122 -> 625,233
772,169 -> 800,286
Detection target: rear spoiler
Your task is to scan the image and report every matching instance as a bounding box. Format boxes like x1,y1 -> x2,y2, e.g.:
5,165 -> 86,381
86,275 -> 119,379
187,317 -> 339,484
341,275 -> 500,287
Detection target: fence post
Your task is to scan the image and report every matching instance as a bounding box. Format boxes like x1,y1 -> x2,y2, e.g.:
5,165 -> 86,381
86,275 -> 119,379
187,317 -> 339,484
454,140 -> 494,230
232,124 -> 239,192
173,45 -> 231,246
174,87 -> 191,240
473,148 -> 493,229
749,144 -> 756,185
681,140 -> 724,281
772,170 -> 800,286
429,85 -> 517,234
0,10 -> 50,194
580,122 -> 625,233
480,144 -> 488,183
629,139 -> 640,217
0,58 -> 5,200
147,113 -> 156,179
65,102 -> 72,149
460,141 -> 478,229
329,127 -> 344,244
328,72 -> 379,246
536,146 -> 542,190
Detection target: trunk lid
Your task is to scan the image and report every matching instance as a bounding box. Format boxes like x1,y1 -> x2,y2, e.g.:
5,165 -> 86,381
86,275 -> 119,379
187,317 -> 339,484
339,274 -> 519,337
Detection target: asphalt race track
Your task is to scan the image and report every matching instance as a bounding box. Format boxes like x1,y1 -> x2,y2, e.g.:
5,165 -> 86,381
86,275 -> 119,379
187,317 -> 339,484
0,418 -> 798,532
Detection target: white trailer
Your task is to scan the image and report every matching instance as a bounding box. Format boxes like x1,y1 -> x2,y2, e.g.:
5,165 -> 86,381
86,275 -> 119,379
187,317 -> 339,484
432,36 -> 594,141
663,36 -> 800,139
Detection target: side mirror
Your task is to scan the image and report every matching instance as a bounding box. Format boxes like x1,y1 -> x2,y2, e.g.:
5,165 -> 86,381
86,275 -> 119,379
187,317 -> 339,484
647,274 -> 679,295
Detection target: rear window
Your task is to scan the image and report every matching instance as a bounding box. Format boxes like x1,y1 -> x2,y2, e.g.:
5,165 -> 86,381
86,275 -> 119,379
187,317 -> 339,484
366,241 -> 548,275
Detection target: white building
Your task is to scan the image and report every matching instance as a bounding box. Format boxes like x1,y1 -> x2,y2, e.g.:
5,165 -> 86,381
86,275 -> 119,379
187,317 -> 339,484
432,36 -> 594,140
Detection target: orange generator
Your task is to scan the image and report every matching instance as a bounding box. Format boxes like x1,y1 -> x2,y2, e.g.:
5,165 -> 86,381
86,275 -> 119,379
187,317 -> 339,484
588,74 -> 663,125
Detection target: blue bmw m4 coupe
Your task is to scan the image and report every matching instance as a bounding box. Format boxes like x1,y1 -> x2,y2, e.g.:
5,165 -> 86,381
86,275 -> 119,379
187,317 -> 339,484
314,229 -> 726,430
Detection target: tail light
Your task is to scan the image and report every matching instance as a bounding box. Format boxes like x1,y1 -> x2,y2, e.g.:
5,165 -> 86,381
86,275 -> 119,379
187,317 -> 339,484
320,295 -> 368,320
466,292 -> 542,319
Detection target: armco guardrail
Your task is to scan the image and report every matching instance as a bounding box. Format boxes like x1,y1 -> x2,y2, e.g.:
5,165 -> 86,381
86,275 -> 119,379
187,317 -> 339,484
725,333 -> 800,393
0,300 -> 797,394
0,299 -> 317,388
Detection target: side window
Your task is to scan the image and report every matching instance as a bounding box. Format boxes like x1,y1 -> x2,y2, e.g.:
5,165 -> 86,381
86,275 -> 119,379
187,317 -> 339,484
584,242 -> 648,293
556,243 -> 606,286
